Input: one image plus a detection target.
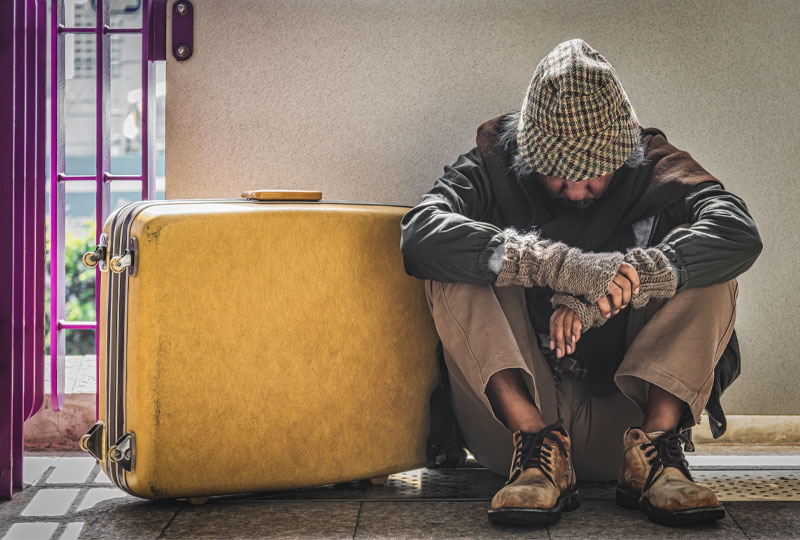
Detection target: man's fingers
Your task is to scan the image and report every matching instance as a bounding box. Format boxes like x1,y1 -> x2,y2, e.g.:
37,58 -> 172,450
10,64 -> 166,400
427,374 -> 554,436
618,262 -> 641,294
613,274 -> 631,308
597,295 -> 612,318
571,314 -> 583,345
563,310 -> 575,354
607,281 -> 623,312
549,308 -> 560,351
551,308 -> 565,358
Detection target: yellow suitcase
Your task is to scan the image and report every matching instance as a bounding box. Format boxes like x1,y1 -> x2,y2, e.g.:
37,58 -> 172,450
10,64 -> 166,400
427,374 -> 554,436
80,190 -> 440,500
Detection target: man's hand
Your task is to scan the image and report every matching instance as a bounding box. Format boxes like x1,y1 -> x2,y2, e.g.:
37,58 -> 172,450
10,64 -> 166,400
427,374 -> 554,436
549,305 -> 582,359
495,229 -> 625,302
596,262 -> 640,318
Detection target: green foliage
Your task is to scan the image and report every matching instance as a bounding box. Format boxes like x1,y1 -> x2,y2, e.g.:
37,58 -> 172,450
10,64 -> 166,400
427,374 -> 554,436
45,218 -> 98,355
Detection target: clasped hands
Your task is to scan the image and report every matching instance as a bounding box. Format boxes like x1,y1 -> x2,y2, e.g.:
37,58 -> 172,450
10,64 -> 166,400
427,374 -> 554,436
494,228 -> 679,359
549,262 -> 639,359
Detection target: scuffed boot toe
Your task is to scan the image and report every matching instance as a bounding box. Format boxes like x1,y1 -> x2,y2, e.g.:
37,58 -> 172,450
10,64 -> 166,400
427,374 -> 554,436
488,419 -> 579,526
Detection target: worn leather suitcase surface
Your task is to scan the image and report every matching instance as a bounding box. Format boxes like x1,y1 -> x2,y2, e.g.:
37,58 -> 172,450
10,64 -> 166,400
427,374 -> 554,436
80,190 -> 440,500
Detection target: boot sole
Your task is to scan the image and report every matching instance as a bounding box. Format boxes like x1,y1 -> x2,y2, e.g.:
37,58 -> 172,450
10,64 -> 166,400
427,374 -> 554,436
616,484 -> 726,526
488,488 -> 580,526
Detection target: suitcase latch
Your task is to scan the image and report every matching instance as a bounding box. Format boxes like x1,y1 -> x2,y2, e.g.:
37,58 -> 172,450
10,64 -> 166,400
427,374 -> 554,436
108,432 -> 136,473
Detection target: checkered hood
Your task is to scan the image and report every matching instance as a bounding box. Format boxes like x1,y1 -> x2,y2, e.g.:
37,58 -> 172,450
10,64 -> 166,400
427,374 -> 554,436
517,38 -> 640,182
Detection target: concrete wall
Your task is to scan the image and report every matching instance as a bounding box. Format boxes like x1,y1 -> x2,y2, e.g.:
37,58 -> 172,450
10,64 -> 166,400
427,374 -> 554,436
164,0 -> 799,414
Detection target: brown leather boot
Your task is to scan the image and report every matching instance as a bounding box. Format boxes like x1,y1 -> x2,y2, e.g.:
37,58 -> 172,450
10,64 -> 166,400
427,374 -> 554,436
616,427 -> 725,526
488,419 -> 579,525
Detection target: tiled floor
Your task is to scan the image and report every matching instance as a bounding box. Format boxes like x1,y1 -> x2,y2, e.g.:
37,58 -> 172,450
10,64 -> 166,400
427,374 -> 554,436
3,452 -> 800,539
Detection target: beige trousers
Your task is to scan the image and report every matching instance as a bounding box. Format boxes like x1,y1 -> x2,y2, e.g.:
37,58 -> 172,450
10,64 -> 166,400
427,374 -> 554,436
422,246 -> 738,481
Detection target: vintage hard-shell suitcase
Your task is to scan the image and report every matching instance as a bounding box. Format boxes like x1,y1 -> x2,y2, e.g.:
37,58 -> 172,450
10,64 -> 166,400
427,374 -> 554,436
79,190 -> 440,500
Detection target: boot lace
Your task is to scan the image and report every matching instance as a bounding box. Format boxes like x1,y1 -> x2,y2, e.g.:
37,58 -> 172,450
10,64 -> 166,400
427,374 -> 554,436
640,430 -> 693,494
507,419 -> 568,486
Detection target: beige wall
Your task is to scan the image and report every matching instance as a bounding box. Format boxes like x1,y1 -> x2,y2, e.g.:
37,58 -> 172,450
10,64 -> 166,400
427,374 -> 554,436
165,1 -> 798,414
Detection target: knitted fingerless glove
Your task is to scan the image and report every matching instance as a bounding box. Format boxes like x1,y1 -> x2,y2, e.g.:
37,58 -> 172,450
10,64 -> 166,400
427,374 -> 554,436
495,228 -> 625,303
624,247 -> 678,309
551,247 -> 678,331
551,293 -> 609,334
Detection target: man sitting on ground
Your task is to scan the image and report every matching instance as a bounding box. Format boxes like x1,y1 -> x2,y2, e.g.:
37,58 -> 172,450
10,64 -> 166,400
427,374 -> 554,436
400,38 -> 763,527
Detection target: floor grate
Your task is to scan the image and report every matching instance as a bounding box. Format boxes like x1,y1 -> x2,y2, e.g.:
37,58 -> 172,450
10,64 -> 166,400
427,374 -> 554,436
693,470 -> 800,501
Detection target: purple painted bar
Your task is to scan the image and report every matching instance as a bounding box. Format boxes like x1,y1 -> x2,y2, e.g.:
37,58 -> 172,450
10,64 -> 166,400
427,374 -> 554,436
58,174 -> 96,181
105,173 -> 143,181
33,0 -> 46,417
104,26 -> 141,34
11,0 -> 27,490
142,0 -> 155,202
57,26 -> 94,33
150,0 -> 168,61
50,0 -> 66,411
23,0 -> 36,422
0,0 -> 47,497
1,0 -> 16,501
58,321 -> 98,331
95,0 -> 112,416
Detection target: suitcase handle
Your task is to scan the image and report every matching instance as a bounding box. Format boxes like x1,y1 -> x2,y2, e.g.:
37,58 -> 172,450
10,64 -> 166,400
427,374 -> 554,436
241,190 -> 322,201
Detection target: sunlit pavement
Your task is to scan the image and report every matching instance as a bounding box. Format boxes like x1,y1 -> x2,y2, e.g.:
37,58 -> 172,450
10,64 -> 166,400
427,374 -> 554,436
2,450 -> 800,539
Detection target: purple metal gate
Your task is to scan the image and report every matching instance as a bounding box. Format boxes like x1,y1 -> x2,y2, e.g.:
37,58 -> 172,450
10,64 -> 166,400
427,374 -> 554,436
2,0 -> 164,499
1,0 -> 48,501
50,0 -> 161,412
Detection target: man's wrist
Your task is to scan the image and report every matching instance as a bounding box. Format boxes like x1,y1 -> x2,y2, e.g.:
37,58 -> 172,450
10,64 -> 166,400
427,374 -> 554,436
488,242 -> 505,274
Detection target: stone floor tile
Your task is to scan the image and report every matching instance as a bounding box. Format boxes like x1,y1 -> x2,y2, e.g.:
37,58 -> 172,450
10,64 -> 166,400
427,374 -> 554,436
22,457 -> 54,485
2,521 -> 59,540
725,501 -> 800,539
58,522 -> 86,540
46,458 -> 97,484
161,500 -> 361,539
354,501 -> 548,539
91,468 -> 113,484
66,496 -> 180,540
0,485 -> 38,529
20,489 -> 81,517
75,488 -> 129,512
548,493 -> 746,540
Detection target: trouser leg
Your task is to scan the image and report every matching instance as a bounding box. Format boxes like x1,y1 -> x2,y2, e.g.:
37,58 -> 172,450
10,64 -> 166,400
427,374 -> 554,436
423,279 -> 642,480
614,275 -> 739,430
614,222 -> 740,431
557,376 -> 644,481
423,280 -> 558,475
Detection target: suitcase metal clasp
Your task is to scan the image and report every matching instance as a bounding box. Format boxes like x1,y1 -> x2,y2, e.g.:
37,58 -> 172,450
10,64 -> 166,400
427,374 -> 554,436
109,237 -> 138,276
108,432 -> 136,473
79,421 -> 105,462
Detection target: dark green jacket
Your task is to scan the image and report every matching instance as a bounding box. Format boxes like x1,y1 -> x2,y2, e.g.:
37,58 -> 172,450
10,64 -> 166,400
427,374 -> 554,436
400,117 -> 763,466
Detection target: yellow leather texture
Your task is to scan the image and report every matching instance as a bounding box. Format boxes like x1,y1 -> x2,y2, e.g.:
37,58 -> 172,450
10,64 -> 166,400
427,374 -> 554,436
104,202 -> 439,499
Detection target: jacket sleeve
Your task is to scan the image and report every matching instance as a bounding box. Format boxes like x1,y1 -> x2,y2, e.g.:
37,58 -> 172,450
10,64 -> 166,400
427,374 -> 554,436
654,181 -> 763,291
400,147 -> 506,284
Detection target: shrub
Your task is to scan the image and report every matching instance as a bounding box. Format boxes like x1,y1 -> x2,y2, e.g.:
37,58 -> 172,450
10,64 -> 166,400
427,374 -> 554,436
45,218 -> 97,355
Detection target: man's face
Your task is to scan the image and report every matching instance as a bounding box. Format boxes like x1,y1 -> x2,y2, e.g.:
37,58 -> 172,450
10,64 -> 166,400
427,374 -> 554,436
539,171 -> 615,210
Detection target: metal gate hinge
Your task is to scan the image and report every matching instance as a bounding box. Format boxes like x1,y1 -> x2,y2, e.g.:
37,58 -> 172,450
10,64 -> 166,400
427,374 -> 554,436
172,1 -> 194,61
